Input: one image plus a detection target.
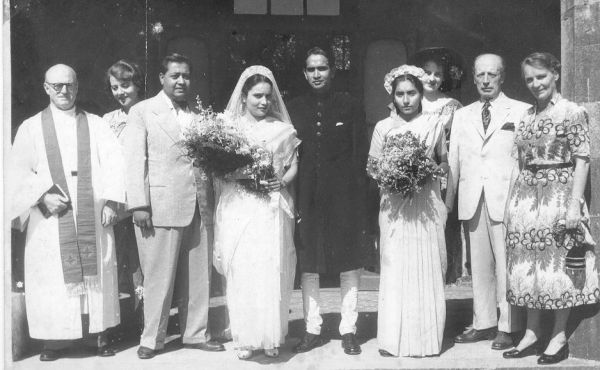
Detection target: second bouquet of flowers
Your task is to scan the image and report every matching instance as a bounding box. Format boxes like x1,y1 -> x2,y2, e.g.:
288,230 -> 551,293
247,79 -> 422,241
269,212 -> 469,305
370,131 -> 436,197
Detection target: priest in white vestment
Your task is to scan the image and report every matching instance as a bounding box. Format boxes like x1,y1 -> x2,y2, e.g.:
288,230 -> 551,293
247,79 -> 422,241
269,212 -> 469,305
7,64 -> 125,361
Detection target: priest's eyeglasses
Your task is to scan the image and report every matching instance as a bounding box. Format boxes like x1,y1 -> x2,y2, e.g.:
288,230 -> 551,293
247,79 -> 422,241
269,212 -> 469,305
45,82 -> 76,92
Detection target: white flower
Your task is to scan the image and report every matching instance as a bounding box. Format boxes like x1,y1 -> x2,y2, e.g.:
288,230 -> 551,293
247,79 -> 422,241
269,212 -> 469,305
134,286 -> 144,300
16,281 -> 24,289
384,65 -> 427,94
450,65 -> 463,81
152,22 -> 164,35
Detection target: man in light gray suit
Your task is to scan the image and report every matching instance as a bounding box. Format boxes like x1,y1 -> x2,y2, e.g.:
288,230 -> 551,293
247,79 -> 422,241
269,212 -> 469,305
122,53 -> 224,359
445,54 -> 529,350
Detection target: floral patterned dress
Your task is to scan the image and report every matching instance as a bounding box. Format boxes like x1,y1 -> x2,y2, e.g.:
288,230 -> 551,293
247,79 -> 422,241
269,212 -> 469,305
505,95 -> 599,309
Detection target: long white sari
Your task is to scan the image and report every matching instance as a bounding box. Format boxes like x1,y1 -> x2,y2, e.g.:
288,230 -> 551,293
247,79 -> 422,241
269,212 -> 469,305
369,112 -> 447,357
213,66 -> 300,350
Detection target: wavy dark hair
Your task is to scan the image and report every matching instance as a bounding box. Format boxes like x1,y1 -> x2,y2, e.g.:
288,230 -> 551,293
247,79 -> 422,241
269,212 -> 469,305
106,59 -> 145,98
421,57 -> 453,92
304,46 -> 332,68
161,53 -> 193,74
410,47 -> 464,92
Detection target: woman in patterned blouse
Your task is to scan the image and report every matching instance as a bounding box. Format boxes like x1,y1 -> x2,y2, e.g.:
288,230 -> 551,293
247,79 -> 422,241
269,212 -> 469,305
503,52 -> 598,365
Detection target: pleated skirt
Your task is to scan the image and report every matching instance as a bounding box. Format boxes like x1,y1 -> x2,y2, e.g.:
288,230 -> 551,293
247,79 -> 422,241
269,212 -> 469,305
377,179 -> 447,357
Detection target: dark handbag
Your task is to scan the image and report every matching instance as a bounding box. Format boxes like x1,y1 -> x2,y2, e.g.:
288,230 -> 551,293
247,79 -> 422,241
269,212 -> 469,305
554,217 -> 596,290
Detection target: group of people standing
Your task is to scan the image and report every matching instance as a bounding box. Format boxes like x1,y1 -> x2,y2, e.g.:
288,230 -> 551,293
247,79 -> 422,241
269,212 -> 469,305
8,44 -> 598,366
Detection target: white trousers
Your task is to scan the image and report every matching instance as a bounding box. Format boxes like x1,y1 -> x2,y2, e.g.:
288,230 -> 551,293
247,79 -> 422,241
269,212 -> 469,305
467,195 -> 520,333
301,268 -> 362,336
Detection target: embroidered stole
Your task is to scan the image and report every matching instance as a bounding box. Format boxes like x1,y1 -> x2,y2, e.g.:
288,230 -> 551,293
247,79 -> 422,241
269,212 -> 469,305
41,106 -> 97,294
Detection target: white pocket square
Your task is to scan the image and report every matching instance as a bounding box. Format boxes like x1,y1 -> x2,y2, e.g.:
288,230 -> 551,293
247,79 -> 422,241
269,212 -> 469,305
336,122 -> 344,126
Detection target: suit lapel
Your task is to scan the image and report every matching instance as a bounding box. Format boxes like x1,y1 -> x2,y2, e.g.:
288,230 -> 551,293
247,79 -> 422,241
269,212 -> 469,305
151,94 -> 181,143
471,104 -> 485,140
484,96 -> 510,140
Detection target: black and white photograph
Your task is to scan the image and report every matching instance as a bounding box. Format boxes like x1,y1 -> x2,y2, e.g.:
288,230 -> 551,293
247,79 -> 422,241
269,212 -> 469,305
2,0 -> 600,368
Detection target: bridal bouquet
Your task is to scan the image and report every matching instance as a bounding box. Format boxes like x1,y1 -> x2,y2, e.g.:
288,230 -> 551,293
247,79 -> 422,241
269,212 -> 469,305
246,145 -> 275,195
180,106 -> 254,176
372,131 -> 436,196
180,101 -> 275,194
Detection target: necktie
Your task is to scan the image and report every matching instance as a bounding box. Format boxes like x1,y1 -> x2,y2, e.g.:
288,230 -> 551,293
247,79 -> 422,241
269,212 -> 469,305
482,100 -> 491,132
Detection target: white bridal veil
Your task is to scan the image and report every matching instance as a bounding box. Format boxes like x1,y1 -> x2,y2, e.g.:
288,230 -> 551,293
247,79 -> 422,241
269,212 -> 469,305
225,65 -> 292,124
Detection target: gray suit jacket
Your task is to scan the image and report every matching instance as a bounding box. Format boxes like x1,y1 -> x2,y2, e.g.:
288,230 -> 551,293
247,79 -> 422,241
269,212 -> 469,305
122,91 -> 213,227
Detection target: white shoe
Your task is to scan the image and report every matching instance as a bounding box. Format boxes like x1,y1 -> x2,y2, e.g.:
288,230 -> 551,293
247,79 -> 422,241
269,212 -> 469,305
264,348 -> 279,358
236,349 -> 253,360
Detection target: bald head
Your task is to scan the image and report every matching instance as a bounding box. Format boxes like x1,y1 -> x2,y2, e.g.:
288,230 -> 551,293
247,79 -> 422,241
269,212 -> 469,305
473,54 -> 505,100
45,64 -> 77,82
44,64 -> 78,110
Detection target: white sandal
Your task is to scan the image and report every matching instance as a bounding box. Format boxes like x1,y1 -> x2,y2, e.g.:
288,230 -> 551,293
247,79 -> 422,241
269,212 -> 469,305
264,348 -> 279,358
236,349 -> 253,360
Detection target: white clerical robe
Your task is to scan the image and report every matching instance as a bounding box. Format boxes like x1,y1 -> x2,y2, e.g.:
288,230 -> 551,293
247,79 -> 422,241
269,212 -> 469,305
8,106 -> 125,339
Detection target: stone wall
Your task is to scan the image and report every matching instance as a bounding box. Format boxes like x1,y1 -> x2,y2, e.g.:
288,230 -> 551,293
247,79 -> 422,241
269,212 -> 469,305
562,0 -> 600,360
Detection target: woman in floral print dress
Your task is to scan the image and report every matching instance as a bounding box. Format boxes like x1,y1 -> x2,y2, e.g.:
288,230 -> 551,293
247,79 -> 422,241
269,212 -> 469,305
503,52 -> 599,365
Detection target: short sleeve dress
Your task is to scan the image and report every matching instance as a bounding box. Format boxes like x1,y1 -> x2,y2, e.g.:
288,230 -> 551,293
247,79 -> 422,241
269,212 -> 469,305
505,95 -> 599,309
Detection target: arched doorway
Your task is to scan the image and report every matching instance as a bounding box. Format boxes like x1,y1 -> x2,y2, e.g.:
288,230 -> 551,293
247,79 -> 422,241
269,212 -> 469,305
363,39 -> 407,130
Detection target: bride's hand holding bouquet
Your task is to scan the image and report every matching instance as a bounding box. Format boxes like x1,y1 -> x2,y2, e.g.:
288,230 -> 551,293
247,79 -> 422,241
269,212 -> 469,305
369,131 -> 437,197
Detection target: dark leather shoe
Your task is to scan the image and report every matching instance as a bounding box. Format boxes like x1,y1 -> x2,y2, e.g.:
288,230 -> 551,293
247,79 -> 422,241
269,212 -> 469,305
137,346 -> 157,359
293,332 -> 325,353
97,345 -> 116,357
538,344 -> 569,365
454,327 -> 497,343
341,333 -> 361,355
492,331 -> 513,350
184,340 -> 225,352
503,343 -> 540,358
379,349 -> 396,357
39,349 -> 61,361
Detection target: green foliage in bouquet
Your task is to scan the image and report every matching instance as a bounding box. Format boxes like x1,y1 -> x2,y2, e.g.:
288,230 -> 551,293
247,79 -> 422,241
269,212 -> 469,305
373,131 -> 436,196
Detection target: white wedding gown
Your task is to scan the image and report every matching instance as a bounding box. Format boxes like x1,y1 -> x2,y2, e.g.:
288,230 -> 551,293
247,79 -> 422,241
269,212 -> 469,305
213,117 -> 299,350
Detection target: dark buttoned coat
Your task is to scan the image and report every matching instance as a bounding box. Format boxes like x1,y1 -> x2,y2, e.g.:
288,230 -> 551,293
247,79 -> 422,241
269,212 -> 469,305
287,90 -> 368,274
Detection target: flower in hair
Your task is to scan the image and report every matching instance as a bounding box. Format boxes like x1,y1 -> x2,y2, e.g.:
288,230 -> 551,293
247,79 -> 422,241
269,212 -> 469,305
449,65 -> 463,81
384,65 -> 427,94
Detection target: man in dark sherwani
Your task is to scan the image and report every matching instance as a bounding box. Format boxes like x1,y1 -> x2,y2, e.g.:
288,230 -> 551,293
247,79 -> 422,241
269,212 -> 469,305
287,47 -> 368,356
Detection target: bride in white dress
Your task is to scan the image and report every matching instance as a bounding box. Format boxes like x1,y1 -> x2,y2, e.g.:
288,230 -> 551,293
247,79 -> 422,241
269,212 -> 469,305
213,65 -> 300,360
368,65 -> 448,357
